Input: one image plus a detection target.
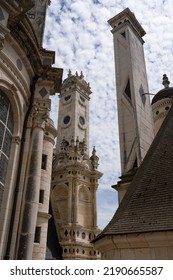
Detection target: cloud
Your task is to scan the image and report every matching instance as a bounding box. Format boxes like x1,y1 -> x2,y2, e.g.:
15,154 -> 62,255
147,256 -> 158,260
45,0 -> 173,229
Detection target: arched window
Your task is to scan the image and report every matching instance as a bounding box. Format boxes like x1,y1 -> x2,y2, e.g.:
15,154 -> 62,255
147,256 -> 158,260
0,90 -> 13,207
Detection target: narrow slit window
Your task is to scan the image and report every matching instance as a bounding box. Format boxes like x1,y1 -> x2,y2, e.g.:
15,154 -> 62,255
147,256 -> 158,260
41,154 -> 47,170
39,189 -> 44,204
0,90 -> 13,208
34,227 -> 41,243
124,80 -> 131,100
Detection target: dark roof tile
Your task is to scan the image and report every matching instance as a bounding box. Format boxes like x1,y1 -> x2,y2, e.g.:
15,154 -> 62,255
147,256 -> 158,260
96,105 -> 173,239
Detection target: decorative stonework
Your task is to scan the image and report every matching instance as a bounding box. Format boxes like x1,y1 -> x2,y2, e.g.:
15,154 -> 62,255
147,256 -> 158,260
0,58 -> 29,99
62,70 -> 92,98
52,136 -> 102,259
39,87 -> 48,98
12,136 -> 21,145
28,99 -> 50,129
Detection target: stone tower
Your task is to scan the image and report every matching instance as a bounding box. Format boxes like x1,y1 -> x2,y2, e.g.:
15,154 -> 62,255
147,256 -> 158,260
51,71 -> 102,259
108,8 -> 154,202
56,70 -> 90,153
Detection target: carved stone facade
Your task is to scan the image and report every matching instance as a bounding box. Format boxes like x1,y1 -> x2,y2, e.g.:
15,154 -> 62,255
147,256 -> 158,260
0,1 -> 102,260
0,0 -> 62,260
52,72 -> 102,259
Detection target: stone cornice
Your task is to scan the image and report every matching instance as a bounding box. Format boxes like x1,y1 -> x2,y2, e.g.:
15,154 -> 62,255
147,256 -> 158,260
0,1 -> 34,19
108,8 -> 146,39
38,211 -> 51,219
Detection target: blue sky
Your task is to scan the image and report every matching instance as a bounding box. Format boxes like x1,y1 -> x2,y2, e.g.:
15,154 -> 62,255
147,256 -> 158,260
44,0 -> 173,229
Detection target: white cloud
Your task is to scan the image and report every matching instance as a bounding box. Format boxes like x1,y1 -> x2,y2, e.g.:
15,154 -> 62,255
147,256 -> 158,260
44,0 -> 173,229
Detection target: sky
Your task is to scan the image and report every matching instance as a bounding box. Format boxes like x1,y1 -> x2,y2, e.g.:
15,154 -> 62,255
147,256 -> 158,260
44,0 -> 173,229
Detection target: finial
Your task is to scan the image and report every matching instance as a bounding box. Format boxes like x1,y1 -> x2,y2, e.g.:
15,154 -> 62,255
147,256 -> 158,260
60,137 -> 66,150
68,69 -> 72,77
71,136 -> 74,147
92,146 -> 96,156
83,139 -> 87,151
80,71 -> 84,79
162,74 -> 170,88
76,136 -> 79,146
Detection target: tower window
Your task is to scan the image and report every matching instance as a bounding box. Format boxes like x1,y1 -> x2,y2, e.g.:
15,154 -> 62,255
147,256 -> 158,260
63,115 -> 70,125
34,227 -> 41,243
121,31 -> 126,38
64,95 -> 71,101
79,116 -> 85,125
0,90 -> 13,207
39,189 -> 44,204
124,80 -> 131,100
80,96 -> 85,102
41,154 -> 47,170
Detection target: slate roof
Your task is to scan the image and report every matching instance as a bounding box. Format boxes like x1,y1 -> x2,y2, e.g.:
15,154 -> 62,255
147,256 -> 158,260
151,87 -> 173,105
95,105 -> 173,240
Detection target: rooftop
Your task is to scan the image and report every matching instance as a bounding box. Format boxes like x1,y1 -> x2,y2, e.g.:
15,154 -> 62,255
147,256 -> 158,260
94,104 -> 173,241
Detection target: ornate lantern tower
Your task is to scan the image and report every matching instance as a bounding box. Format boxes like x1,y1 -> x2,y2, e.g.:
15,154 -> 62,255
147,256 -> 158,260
52,71 -> 102,259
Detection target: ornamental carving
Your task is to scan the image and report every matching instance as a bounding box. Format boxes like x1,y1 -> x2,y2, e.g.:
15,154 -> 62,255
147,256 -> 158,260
28,100 -> 50,128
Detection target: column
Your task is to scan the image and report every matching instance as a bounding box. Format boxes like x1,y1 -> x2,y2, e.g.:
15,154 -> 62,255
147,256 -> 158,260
17,113 -> 45,259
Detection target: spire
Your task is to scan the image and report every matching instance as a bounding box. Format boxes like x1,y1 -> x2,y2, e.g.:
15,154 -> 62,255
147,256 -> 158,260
162,74 -> 170,88
68,69 -> 72,77
80,71 -> 84,79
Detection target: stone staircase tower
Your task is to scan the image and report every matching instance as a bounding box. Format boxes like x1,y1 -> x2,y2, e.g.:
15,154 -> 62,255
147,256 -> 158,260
51,71 -> 102,259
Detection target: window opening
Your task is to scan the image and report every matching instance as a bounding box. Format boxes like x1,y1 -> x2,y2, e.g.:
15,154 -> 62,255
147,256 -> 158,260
64,95 -> 71,101
39,189 -> 44,204
0,90 -> 13,207
121,31 -> 126,38
124,80 -> 131,100
41,154 -> 47,170
34,226 -> 41,243
63,115 -> 70,125
80,96 -> 85,102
